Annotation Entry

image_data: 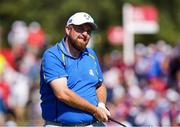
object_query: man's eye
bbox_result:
[77,26,83,30]
[87,31,92,35]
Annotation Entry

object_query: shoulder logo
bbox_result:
[89,69,94,76]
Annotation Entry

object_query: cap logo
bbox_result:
[84,14,90,20]
[68,19,72,24]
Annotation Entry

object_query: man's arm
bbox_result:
[96,83,107,103]
[50,77,108,122]
[96,83,111,117]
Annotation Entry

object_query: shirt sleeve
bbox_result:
[89,49,104,83]
[41,50,68,84]
[95,55,104,83]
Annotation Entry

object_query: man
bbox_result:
[40,12,110,126]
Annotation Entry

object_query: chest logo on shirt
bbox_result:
[89,69,94,76]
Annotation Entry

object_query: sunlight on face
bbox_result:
[68,23,93,51]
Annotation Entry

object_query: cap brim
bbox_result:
[89,23,97,30]
[68,22,97,30]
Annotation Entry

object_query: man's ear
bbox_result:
[65,26,71,35]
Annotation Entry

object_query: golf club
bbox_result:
[108,117,127,127]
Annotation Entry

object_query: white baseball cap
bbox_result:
[66,12,97,30]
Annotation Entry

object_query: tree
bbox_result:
[0,0,179,50]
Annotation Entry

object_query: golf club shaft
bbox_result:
[108,117,127,127]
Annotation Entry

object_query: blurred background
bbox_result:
[0,0,179,126]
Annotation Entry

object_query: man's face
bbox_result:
[66,23,93,51]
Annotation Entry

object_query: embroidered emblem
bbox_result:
[68,19,72,24]
[89,69,94,76]
[84,14,90,20]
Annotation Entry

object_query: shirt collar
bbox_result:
[58,38,89,58]
[59,38,70,56]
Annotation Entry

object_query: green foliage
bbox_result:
[0,0,180,52]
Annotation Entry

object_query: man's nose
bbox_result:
[82,31,88,35]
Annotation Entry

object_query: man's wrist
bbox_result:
[98,102,106,109]
[98,102,111,116]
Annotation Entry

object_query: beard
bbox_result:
[69,34,89,51]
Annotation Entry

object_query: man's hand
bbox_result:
[93,102,111,122]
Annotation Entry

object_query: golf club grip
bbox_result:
[108,117,127,127]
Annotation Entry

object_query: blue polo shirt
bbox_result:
[40,38,104,124]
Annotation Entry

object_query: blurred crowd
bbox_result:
[0,20,46,126]
[103,41,180,126]
[0,20,179,126]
